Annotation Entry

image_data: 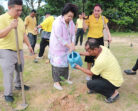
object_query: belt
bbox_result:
[7,49,22,52]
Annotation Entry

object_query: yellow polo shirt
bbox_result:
[91,46,124,87]
[0,13,25,51]
[40,16,54,32]
[24,15,37,35]
[76,18,83,28]
[85,14,108,38]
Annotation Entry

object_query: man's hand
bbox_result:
[34,27,38,34]
[0,19,18,38]
[28,46,34,55]
[10,19,18,29]
[75,64,81,69]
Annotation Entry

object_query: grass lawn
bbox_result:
[0,32,138,111]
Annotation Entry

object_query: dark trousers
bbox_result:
[38,38,49,57]
[28,33,37,51]
[75,28,84,45]
[85,37,104,63]
[52,66,69,82]
[132,59,138,71]
[87,75,119,98]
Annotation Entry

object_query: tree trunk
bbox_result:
[38,0,42,9]
[31,0,34,9]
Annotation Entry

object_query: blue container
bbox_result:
[67,51,83,68]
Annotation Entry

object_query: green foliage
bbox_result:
[85,0,138,31]
[0,5,5,15]
[20,0,137,31]
[21,5,30,20]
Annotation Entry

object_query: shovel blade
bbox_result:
[14,104,28,111]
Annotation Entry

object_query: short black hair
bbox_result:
[45,12,50,15]
[86,39,100,50]
[62,3,78,17]
[8,0,23,6]
[31,9,36,13]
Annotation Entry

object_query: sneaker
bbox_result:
[5,96,14,102]
[66,80,73,84]
[86,76,91,81]
[15,85,30,91]
[124,69,136,75]
[105,93,119,103]
[54,83,63,90]
[36,56,43,59]
[34,58,38,63]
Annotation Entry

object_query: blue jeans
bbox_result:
[28,33,37,51]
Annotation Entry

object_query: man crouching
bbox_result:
[75,39,124,103]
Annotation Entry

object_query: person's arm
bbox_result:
[65,43,75,53]
[103,16,112,42]
[82,13,88,32]
[83,19,88,32]
[105,24,112,42]
[35,18,48,32]
[0,19,18,38]
[23,33,34,54]
[34,25,42,32]
[79,51,90,56]
[75,23,78,33]
[75,64,93,76]
[54,21,75,52]
[24,17,29,29]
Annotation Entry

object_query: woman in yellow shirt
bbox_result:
[83,4,112,80]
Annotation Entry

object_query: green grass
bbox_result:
[0,32,138,111]
[89,104,101,111]
[111,32,138,37]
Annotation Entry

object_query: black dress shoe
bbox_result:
[105,93,119,103]
[5,96,14,102]
[124,70,136,75]
[15,85,30,90]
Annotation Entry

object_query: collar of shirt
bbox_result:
[91,14,102,23]
[6,12,19,20]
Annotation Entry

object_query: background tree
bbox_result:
[21,5,30,20]
[85,0,138,31]
[0,5,5,15]
[24,0,45,9]
[20,0,137,32]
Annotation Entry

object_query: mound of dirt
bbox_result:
[47,94,86,111]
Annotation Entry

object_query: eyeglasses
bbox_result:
[85,47,90,52]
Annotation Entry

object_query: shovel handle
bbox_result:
[108,40,110,49]
[15,28,26,105]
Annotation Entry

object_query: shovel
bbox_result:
[108,40,110,49]
[14,28,28,110]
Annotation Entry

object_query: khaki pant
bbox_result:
[0,49,24,96]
